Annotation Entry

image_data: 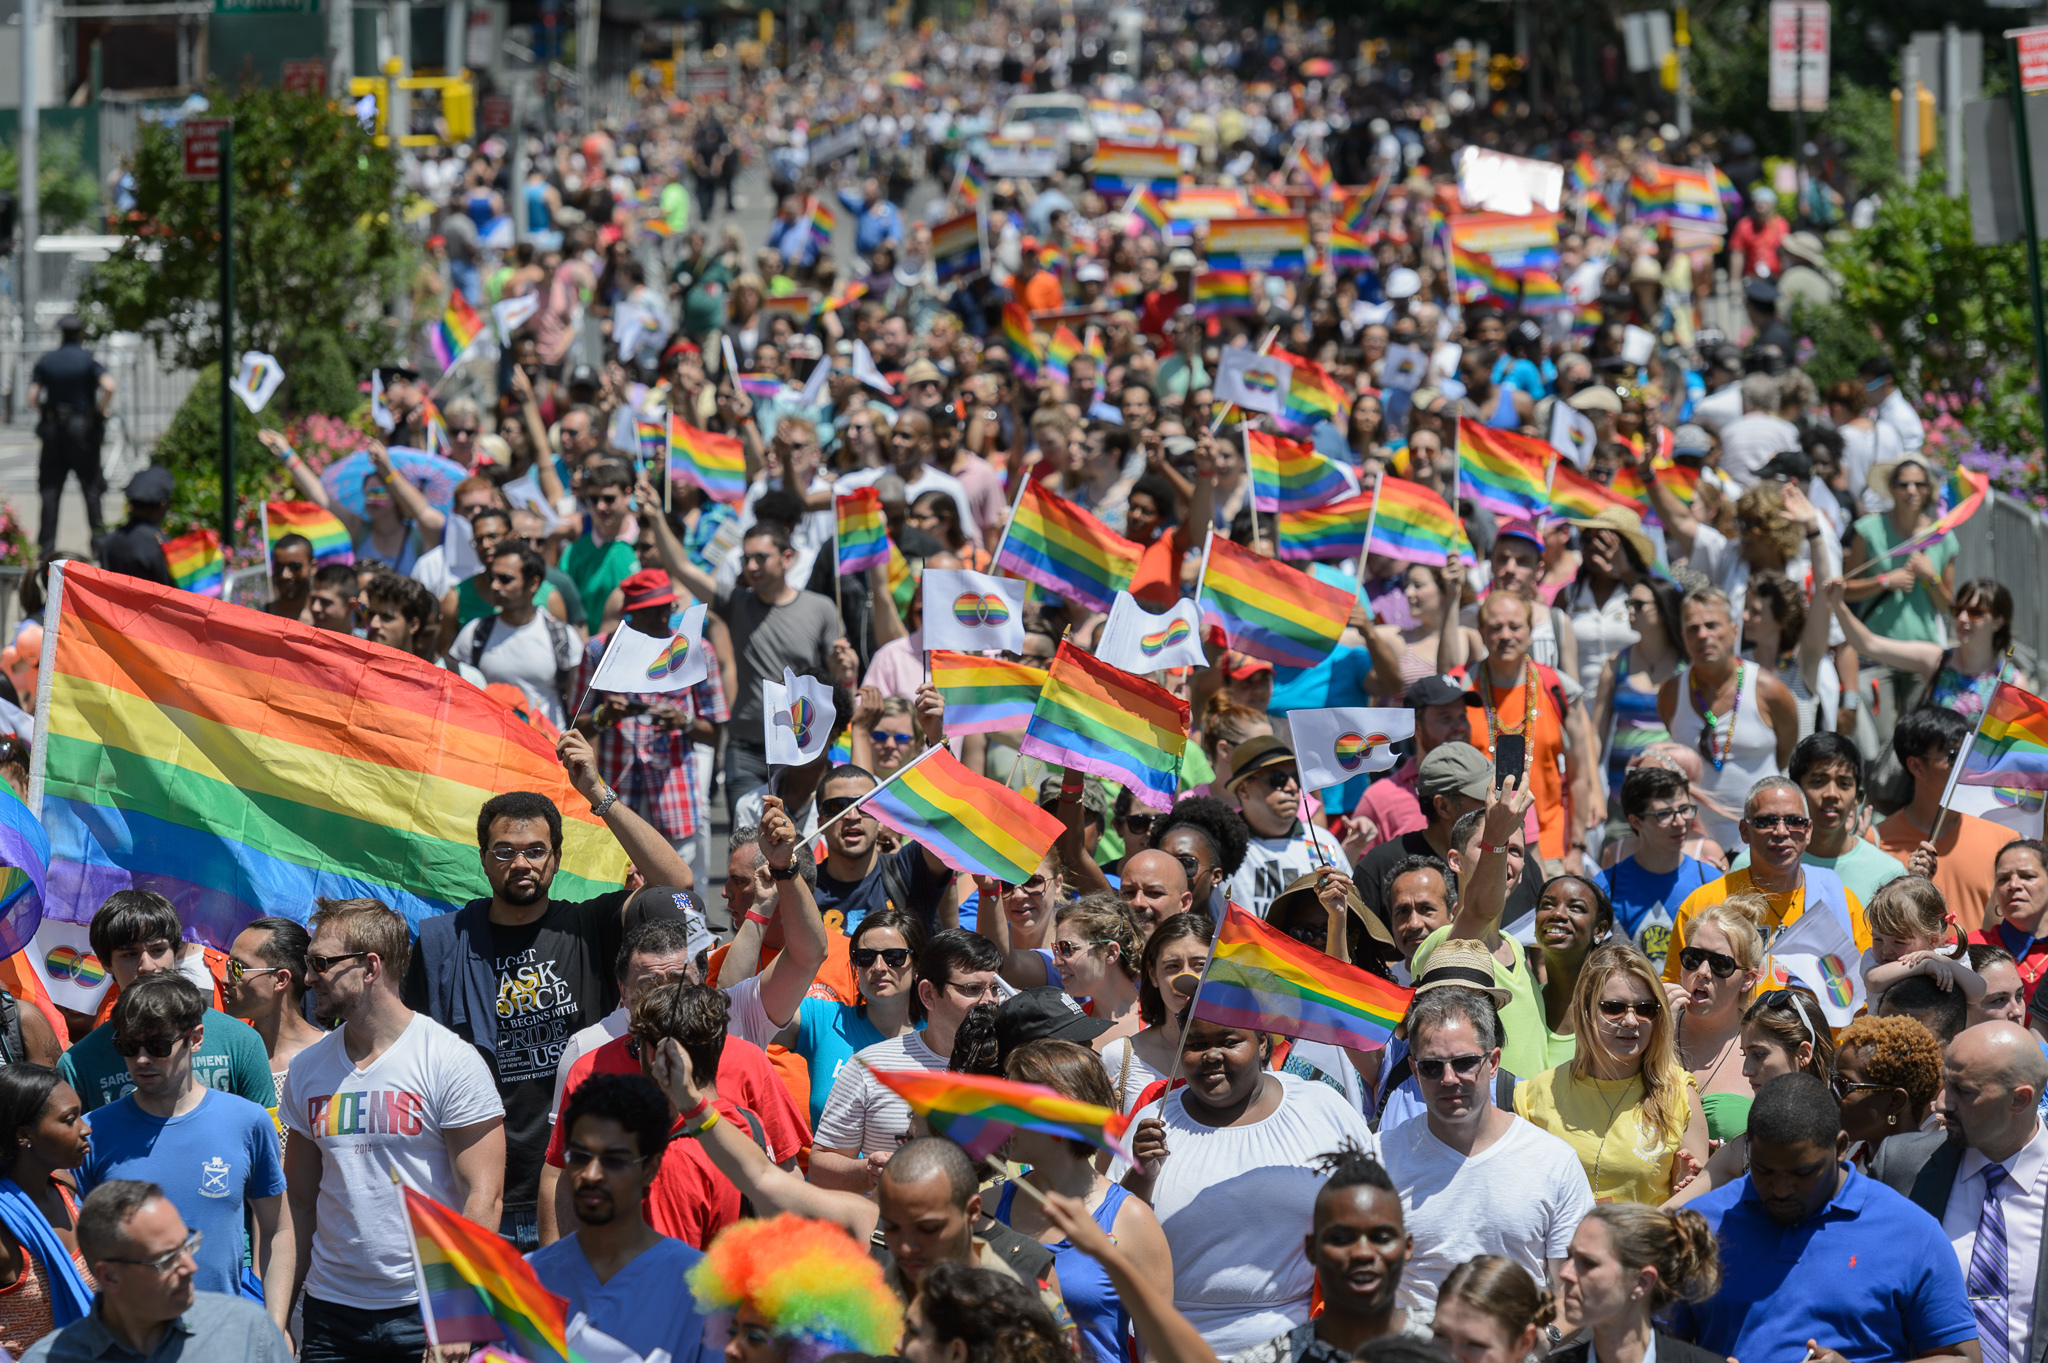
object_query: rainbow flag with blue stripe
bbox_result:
[1247,429,1350,513]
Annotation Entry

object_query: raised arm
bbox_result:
[633,470,721,606]
[973,875,1053,987]
[1050,765,1112,896]
[1638,446,1699,559]
[259,428,366,541]
[1819,576,1942,678]
[557,729,695,890]
[509,365,570,513]
[369,440,448,540]
[1449,777,1534,949]
[752,795,831,1028]
[1037,1190,1206,1363]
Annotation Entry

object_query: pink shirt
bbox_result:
[862,630,926,698]
[948,453,1010,549]
[1350,758,1425,856]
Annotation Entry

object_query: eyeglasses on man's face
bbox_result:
[104,1230,201,1274]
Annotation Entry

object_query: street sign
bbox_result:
[180,118,233,182]
[280,58,327,94]
[480,93,512,131]
[1768,1,1831,112]
[2012,26,2048,92]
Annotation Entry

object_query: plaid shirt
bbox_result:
[579,632,730,840]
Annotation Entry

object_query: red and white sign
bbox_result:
[179,117,233,182]
[2013,26,2048,94]
[280,58,326,94]
[481,93,512,131]
[1767,1,1830,113]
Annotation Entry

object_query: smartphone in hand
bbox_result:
[1494,733,1527,790]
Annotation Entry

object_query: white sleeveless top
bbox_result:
[1666,662,1780,848]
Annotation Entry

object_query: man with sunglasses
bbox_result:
[562,462,641,628]
[813,762,957,939]
[1226,736,1349,920]
[1877,707,2018,932]
[78,975,291,1326]
[1592,765,1720,972]
[528,1073,714,1362]
[1726,733,1906,905]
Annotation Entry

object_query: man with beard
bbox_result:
[526,1072,715,1362]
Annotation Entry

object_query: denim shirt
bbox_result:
[20,1290,291,1363]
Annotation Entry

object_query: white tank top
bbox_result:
[1667,661,1779,849]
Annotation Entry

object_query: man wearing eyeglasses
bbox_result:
[1591,765,1721,972]
[20,1180,291,1363]
[77,976,291,1330]
[1877,707,2018,933]
[562,462,641,629]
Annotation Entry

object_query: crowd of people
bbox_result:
[4,6,2046,1363]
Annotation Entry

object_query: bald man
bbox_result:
[835,408,982,548]
[1118,849,1193,932]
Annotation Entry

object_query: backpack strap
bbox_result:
[468,615,499,669]
[542,613,579,717]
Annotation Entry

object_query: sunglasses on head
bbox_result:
[850,946,912,969]
[1678,945,1739,978]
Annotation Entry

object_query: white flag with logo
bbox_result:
[588,606,709,695]
[1549,400,1599,470]
[229,351,287,414]
[1094,592,1207,674]
[1765,903,1866,1027]
[493,292,541,344]
[1378,343,1428,393]
[1289,706,1416,789]
[852,340,896,394]
[1216,348,1291,416]
[920,569,1026,654]
[764,666,837,765]
[443,513,485,581]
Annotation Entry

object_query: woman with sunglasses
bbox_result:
[1823,575,2026,727]
[0,1065,93,1354]
[1659,897,1766,1145]
[978,850,1072,989]
[1591,578,1684,808]
[1049,896,1145,1053]
[1841,454,1959,700]
[1830,1013,1943,1172]
[1668,986,1836,1207]
[783,909,927,1129]
[1515,942,1709,1205]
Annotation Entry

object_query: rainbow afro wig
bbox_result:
[688,1214,902,1360]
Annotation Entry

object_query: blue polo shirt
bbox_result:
[1675,1168,1975,1363]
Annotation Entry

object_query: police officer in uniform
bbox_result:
[98,466,175,587]
[29,314,114,556]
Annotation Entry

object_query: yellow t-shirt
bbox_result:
[1513,1065,1690,1205]
[1659,868,1872,984]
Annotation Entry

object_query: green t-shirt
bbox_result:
[1412,924,1579,1083]
[562,536,638,626]
[60,1007,278,1114]
[1727,839,1907,908]
[1852,512,1957,643]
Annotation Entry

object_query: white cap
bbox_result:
[1076,262,1108,282]
[1384,266,1422,300]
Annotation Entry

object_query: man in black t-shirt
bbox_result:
[30,314,114,555]
[404,728,698,1252]
[814,757,954,936]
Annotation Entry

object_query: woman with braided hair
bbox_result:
[688,1212,902,1363]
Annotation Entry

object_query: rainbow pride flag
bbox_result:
[1570,151,1599,191]
[930,651,1047,734]
[812,280,870,317]
[1020,641,1188,811]
[808,195,837,250]
[1273,349,1352,436]
[1250,186,1293,214]
[865,1065,1138,1163]
[35,563,630,948]
[1247,430,1350,513]
[1327,228,1372,271]
[1298,149,1335,197]
[0,778,49,957]
[1127,185,1171,235]
[1002,303,1041,381]
[1870,467,1992,563]
[866,747,1065,884]
[1194,901,1414,1048]
[1551,463,1642,522]
[430,291,486,371]
[1044,326,1083,385]
[959,158,988,208]
[737,374,791,401]
[668,416,748,503]
[1657,462,1702,506]
[1585,190,1617,238]
[932,209,984,283]
[1090,140,1182,192]
[1193,270,1255,317]
[162,529,224,598]
[1518,270,1568,313]
[633,413,667,456]
[1367,476,1467,566]
[995,480,1141,614]
[836,487,892,575]
[1452,244,1519,305]
[1960,681,2048,790]
[1457,424,1551,520]
[404,1184,570,1360]
[1200,534,1351,669]
[1278,490,1374,561]
[263,501,354,566]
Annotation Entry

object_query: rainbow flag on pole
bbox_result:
[1366,476,1468,566]
[1193,901,1414,1048]
[1089,141,1182,193]
[1002,303,1042,381]
[1457,424,1552,520]
[1277,490,1375,561]
[1452,244,1521,305]
[1044,326,1083,384]
[994,480,1141,614]
[865,1065,1138,1163]
[1327,228,1372,271]
[1192,270,1255,317]
[430,291,486,371]
[1020,642,1188,812]
[263,501,354,566]
[931,209,984,283]
[1273,349,1351,436]
[1868,467,1992,563]
[865,747,1065,884]
[1247,430,1351,513]
[1127,184,1172,235]
[930,652,1046,734]
[1959,681,2048,790]
[162,529,224,598]
[1200,534,1351,669]
[807,195,837,250]
[404,1184,571,1360]
[668,415,748,503]
[836,487,892,575]
[1550,463,1643,522]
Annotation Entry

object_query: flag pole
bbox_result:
[1208,326,1282,436]
[989,461,1032,570]
[814,744,944,839]
[1355,484,1382,586]
[566,628,626,726]
[1161,941,1221,1091]
[1930,649,2013,846]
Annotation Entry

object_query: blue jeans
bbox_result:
[300,1295,427,1363]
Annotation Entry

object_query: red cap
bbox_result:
[620,569,678,613]
[1223,650,1274,680]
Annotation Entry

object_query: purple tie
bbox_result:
[1968,1163,2010,1363]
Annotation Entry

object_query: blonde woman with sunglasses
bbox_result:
[1515,943,1710,1205]
[1659,895,1767,1144]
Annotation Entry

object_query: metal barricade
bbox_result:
[1951,489,2048,677]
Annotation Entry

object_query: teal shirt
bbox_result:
[789,999,925,1129]
[1728,838,1907,907]
[562,536,639,626]
[59,1007,277,1114]
[1852,512,1956,643]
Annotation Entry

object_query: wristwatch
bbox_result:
[589,787,618,819]
[769,863,799,881]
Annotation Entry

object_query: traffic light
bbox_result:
[1891,82,1937,156]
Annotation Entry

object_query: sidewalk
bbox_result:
[0,425,97,557]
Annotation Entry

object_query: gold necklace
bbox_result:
[1586,1072,1640,1195]
[1482,658,1540,742]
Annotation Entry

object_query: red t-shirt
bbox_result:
[1730,215,1790,278]
[1967,927,2048,1008]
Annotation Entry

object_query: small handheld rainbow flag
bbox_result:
[931,651,1047,734]
[865,1064,1138,1163]
[1298,148,1335,197]
[808,195,837,250]
[1247,430,1351,513]
[736,373,791,401]
[1550,462,1642,522]
[1250,185,1293,215]
[1002,303,1042,381]
[633,413,667,456]
[1127,184,1171,235]
[1367,476,1467,566]
[1193,901,1414,1048]
[1585,190,1617,239]
[1278,490,1375,561]
[1959,680,2048,790]
[995,480,1141,614]
[1200,534,1352,669]
[1452,244,1520,305]
[1327,228,1372,271]
[430,291,486,371]
[1020,641,1189,812]
[668,415,748,503]
[404,1184,571,1361]
[263,501,354,566]
[1089,140,1182,192]
[1273,349,1353,436]
[1044,326,1083,385]
[813,280,870,317]
[865,747,1066,885]
[836,487,892,576]
[1193,270,1256,317]
[1457,424,1552,520]
[1570,150,1599,191]
[1867,466,1991,563]
[1518,270,1568,313]
[163,529,224,598]
[959,157,988,208]
[932,209,985,283]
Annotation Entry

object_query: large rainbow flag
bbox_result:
[994,480,1141,615]
[930,652,1046,734]
[865,747,1065,885]
[162,530,224,598]
[1247,430,1351,513]
[1277,490,1374,561]
[1960,680,2048,790]
[1199,534,1351,669]
[0,781,49,957]
[263,501,354,567]
[668,416,748,503]
[836,487,892,576]
[1457,424,1552,520]
[29,564,630,947]
[866,1066,1138,1163]
[404,1184,571,1360]
[1193,901,1413,1048]
[430,291,487,371]
[1019,642,1188,812]
[1366,476,1468,566]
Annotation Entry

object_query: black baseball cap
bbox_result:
[995,987,1111,1053]
[1405,674,1468,710]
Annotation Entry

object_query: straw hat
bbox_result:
[1562,504,1658,574]
[1411,938,1511,1008]
[1868,451,1937,497]
[1267,871,1400,960]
